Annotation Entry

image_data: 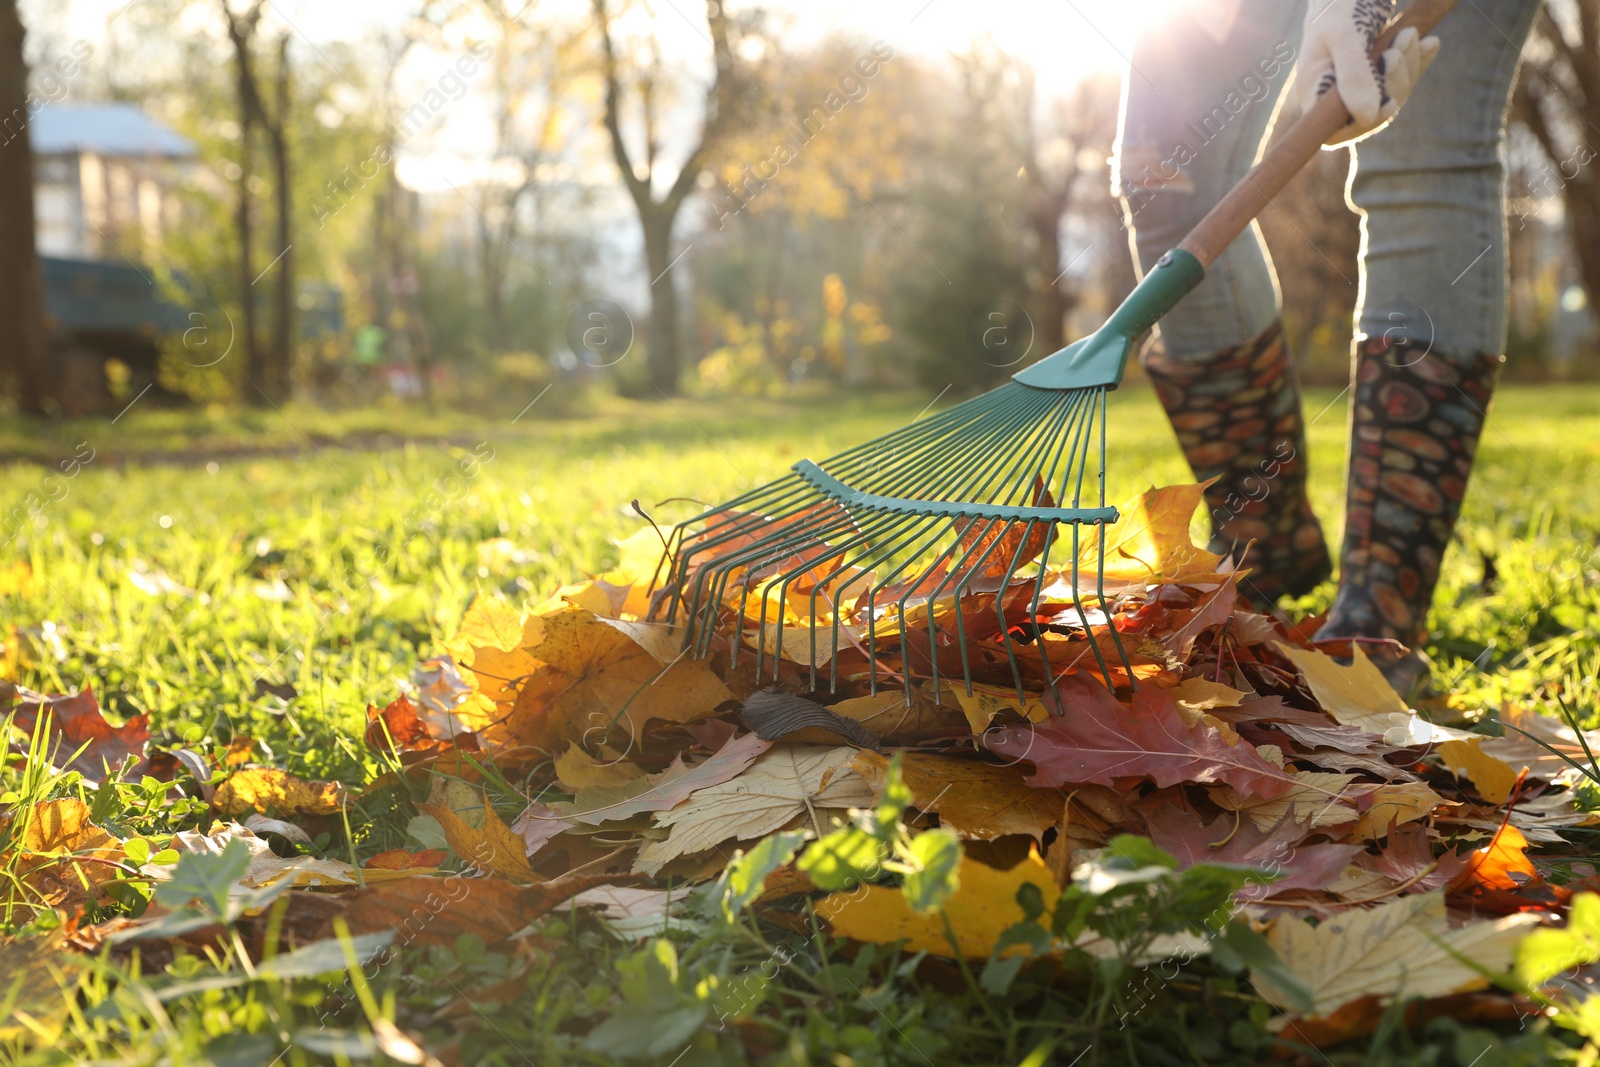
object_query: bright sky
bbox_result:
[33,0,1187,188]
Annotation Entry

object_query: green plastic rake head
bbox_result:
[652,249,1205,699]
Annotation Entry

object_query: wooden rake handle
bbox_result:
[1176,0,1461,267]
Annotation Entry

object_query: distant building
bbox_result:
[30,102,197,260]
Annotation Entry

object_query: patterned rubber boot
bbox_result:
[1315,337,1506,699]
[1140,320,1331,607]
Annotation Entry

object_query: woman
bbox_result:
[1114,0,1541,696]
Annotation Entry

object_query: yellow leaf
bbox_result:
[1072,483,1223,584]
[553,742,645,792]
[1349,781,1447,840]
[422,792,541,883]
[447,593,533,659]
[213,768,346,817]
[533,581,616,618]
[1437,738,1517,805]
[1276,645,1470,746]
[817,849,1058,959]
[0,560,32,598]
[500,608,732,752]
[1171,677,1248,712]
[1256,890,1539,1018]
[853,752,1060,840]
[951,684,1050,735]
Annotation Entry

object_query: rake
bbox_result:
[652,0,1457,700]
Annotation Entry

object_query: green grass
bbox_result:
[2,383,1599,1065]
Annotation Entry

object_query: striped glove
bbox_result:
[1296,0,1441,147]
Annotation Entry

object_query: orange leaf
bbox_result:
[1450,822,1539,893]
[498,609,732,752]
[328,872,621,947]
[364,848,448,871]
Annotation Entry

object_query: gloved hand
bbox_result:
[1295,0,1442,147]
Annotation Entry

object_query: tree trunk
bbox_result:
[266,33,292,402]
[0,0,53,415]
[1028,198,1068,354]
[642,214,680,394]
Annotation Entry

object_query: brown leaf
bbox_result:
[853,752,1060,840]
[213,768,347,817]
[329,871,622,947]
[9,686,149,784]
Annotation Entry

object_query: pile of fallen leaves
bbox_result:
[10,482,1600,1053]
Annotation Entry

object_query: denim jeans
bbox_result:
[1115,0,1542,360]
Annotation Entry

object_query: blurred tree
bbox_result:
[0,0,52,414]
[221,0,293,404]
[593,0,751,395]
[1020,71,1120,354]
[471,0,583,354]
[891,47,1031,393]
[1512,1,1600,316]
[697,32,916,383]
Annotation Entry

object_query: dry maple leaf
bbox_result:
[1139,803,1360,901]
[329,870,622,947]
[560,730,772,826]
[633,745,875,876]
[1275,645,1469,746]
[213,768,347,818]
[1070,482,1225,585]
[422,792,541,883]
[985,673,1294,799]
[1435,738,1518,805]
[946,476,1055,585]
[12,798,125,913]
[1254,890,1539,1018]
[852,751,1061,841]
[816,848,1057,959]
[9,686,149,784]
[499,608,733,753]
[1348,781,1447,840]
[1212,772,1362,832]
[365,694,478,756]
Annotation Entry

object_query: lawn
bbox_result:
[3,382,1600,1065]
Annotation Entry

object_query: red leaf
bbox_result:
[984,673,1293,798]
[1140,802,1361,900]
[9,686,149,784]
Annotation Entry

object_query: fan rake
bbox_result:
[647,0,1458,704]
